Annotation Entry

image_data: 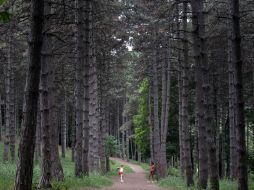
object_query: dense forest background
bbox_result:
[0,0,254,190]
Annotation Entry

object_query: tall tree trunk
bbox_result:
[122,130,125,159]
[75,0,84,176]
[4,34,12,162]
[227,0,237,179]
[152,33,168,178]
[49,60,64,181]
[35,102,41,161]
[99,100,107,174]
[9,35,16,162]
[71,104,76,162]
[191,0,208,188]
[117,101,122,157]
[89,27,100,172]
[0,95,2,142]
[160,43,171,178]
[228,0,248,189]
[176,0,184,177]
[152,40,160,172]
[38,17,52,187]
[61,89,67,158]
[82,0,92,175]
[152,42,162,177]
[182,1,194,186]
[126,129,130,161]
[204,66,219,190]
[148,85,154,161]
[60,64,67,159]
[14,0,44,188]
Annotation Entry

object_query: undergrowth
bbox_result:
[0,142,132,190]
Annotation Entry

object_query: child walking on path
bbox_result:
[117,165,124,183]
[149,162,155,183]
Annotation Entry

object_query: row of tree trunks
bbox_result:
[151,30,171,178]
[4,30,16,162]
[190,1,223,189]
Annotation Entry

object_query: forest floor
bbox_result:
[82,158,168,190]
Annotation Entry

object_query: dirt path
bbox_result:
[83,158,167,190]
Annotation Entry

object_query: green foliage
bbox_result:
[133,78,150,159]
[49,174,112,190]
[0,11,11,23]
[105,135,119,157]
[0,0,11,23]
[159,176,196,190]
[0,142,113,190]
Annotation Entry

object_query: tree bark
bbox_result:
[152,32,169,178]
[9,33,16,162]
[148,85,154,161]
[176,0,184,177]
[75,0,84,176]
[14,0,44,188]
[204,63,219,190]
[0,95,2,142]
[38,17,52,187]
[227,0,237,179]
[49,59,64,181]
[99,100,107,173]
[152,40,160,174]
[228,0,248,189]
[82,0,92,175]
[35,101,42,161]
[182,1,194,186]
[61,89,67,158]
[191,0,208,188]
[89,23,100,172]
[4,43,10,161]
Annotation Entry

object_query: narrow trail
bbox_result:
[83,158,168,190]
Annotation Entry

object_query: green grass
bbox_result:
[0,142,123,190]
[129,159,150,171]
[128,160,254,190]
[158,167,254,190]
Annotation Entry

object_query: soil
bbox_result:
[82,158,168,190]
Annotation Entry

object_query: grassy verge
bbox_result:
[129,159,150,171]
[158,167,254,190]
[128,160,254,190]
[0,142,133,190]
